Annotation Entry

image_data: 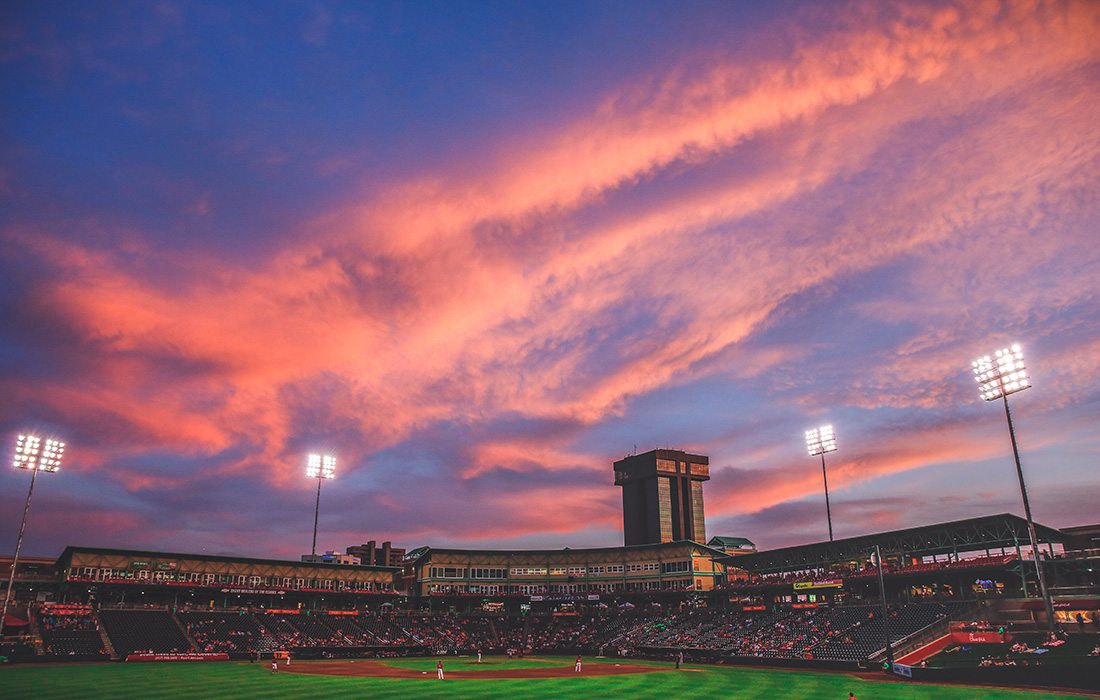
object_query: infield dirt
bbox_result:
[284,658,671,680]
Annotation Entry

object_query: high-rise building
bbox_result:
[614,449,709,546]
[346,540,406,567]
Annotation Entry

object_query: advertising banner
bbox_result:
[127,653,229,662]
[793,579,843,590]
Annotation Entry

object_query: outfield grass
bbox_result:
[0,656,1087,699]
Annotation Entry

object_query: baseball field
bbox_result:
[0,656,1091,699]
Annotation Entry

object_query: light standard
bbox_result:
[805,425,837,541]
[1,434,63,639]
[306,453,336,559]
[972,343,1056,631]
[873,544,893,669]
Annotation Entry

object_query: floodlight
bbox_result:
[306,453,336,480]
[804,425,838,541]
[307,453,337,558]
[805,425,837,456]
[969,343,1054,631]
[973,344,1030,401]
[3,433,63,638]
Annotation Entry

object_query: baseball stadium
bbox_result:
[1,449,1098,699]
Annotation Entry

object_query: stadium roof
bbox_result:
[403,539,729,563]
[727,513,1066,574]
[707,536,756,549]
[57,545,400,572]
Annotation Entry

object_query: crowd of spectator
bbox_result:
[26,598,1097,668]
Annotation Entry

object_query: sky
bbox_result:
[1,0,1098,562]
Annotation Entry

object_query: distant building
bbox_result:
[614,449,709,546]
[301,550,361,565]
[346,540,406,567]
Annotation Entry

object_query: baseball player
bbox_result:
[575,655,582,673]
[437,659,445,680]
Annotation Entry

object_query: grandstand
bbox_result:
[1,511,1097,691]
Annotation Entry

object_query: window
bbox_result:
[469,584,502,595]
[471,568,507,579]
[516,584,546,595]
[429,567,466,578]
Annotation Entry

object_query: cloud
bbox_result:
[2,0,1098,556]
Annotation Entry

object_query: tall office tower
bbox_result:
[614,449,709,546]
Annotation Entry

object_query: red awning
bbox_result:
[3,612,30,627]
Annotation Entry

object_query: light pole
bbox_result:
[873,544,893,669]
[972,343,1056,631]
[1,434,63,639]
[306,453,336,560]
[805,425,837,541]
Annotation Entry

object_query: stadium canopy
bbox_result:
[402,539,731,565]
[55,546,401,573]
[726,513,1066,575]
[707,536,756,551]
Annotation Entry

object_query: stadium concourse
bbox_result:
[1,513,1098,690]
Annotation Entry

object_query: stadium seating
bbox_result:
[37,607,107,658]
[98,609,192,656]
[179,611,264,654]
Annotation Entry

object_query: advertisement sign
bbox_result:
[40,604,92,614]
[892,663,913,678]
[793,579,843,590]
[220,588,284,596]
[951,631,1008,644]
[127,653,229,662]
[529,594,599,603]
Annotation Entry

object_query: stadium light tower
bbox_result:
[805,425,838,541]
[306,453,336,559]
[1,434,64,639]
[972,343,1055,631]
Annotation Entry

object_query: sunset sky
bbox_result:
[2,1,1098,561]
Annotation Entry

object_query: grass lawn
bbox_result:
[0,656,1087,699]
